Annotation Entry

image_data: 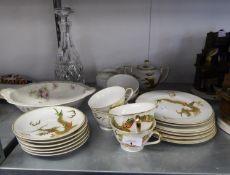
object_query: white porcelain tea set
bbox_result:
[88,86,217,151]
[0,62,217,154]
[88,88,161,152]
[96,60,169,92]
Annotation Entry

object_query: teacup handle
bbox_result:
[159,66,169,83]
[124,88,134,103]
[144,130,161,146]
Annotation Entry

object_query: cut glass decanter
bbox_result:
[54,7,85,83]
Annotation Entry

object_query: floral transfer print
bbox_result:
[28,83,77,100]
[29,86,49,99]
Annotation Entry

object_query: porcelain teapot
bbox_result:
[131,60,169,91]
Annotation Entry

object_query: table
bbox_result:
[0,84,230,175]
[0,101,22,162]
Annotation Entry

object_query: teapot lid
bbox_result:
[137,60,156,70]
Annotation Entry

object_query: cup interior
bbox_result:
[110,118,155,134]
[88,86,125,109]
[107,74,139,93]
[109,103,155,116]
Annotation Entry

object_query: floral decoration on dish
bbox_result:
[29,86,49,99]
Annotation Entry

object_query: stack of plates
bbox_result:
[136,90,216,144]
[12,106,89,156]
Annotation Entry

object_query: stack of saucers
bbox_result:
[12,106,89,156]
[136,90,216,144]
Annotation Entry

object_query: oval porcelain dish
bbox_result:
[1,81,95,112]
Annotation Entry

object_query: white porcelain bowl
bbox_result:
[107,74,139,100]
[1,81,96,112]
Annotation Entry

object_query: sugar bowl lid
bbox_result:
[137,60,156,70]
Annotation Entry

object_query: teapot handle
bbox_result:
[159,66,169,83]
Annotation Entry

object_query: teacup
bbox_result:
[111,119,161,152]
[106,74,139,100]
[109,103,156,132]
[88,86,133,130]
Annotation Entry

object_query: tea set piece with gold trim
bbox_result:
[108,102,161,152]
[109,103,156,133]
[136,90,217,144]
[157,117,216,144]
[20,129,89,154]
[155,112,215,128]
[131,60,169,91]
[157,124,216,137]
[17,120,89,146]
[136,90,214,125]
[161,128,217,145]
[21,132,89,157]
[106,74,139,100]
[12,106,90,156]
[159,127,216,141]
[88,86,133,131]
[156,119,216,134]
[110,117,161,152]
[0,81,96,112]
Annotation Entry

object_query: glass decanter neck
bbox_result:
[58,19,73,49]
